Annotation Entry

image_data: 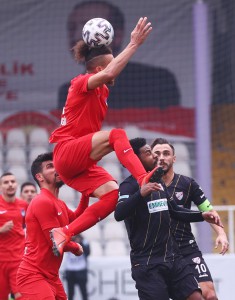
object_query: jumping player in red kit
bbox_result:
[49,17,160,256]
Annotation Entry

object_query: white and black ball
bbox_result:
[82,18,114,48]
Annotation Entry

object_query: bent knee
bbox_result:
[109,128,128,146]
[93,181,119,198]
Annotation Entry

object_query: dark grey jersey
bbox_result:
[167,173,207,255]
[116,175,179,266]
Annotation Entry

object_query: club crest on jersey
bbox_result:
[175,191,183,200]
[192,257,201,264]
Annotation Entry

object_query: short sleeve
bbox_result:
[190,180,208,206]
[31,198,60,230]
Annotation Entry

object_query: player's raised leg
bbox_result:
[50,129,161,256]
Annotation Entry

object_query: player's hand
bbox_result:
[202,211,224,227]
[64,241,83,256]
[72,243,84,256]
[140,182,163,197]
[215,233,229,255]
[0,220,14,233]
[130,17,152,46]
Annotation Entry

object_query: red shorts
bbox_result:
[0,260,21,299]
[17,268,67,300]
[53,134,115,196]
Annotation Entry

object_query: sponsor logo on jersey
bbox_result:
[147,198,168,213]
[58,212,62,216]
[0,210,7,214]
[175,191,183,200]
[192,256,201,264]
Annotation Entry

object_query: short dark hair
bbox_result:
[0,172,14,179]
[31,152,53,186]
[20,181,37,193]
[151,138,175,155]
[129,138,147,156]
[72,40,113,65]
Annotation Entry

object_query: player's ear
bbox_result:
[95,66,103,72]
[35,173,43,183]
[173,155,176,163]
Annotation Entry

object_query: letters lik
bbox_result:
[0,62,34,76]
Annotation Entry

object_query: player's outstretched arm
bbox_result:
[168,200,204,222]
[105,17,152,77]
[88,17,152,89]
[64,241,83,256]
[210,221,229,255]
[67,194,90,221]
[201,211,224,227]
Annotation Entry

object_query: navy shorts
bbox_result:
[131,255,201,300]
[183,253,213,283]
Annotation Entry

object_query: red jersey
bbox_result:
[19,188,77,279]
[49,73,109,143]
[0,196,28,262]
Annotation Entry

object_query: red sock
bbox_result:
[65,189,119,236]
[109,128,146,183]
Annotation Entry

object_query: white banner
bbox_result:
[87,257,137,300]
[0,0,195,111]
[61,256,138,300]
[61,254,235,300]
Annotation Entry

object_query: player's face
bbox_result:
[138,145,157,172]
[21,185,37,203]
[67,5,110,49]
[0,175,18,197]
[40,160,64,188]
[152,144,176,174]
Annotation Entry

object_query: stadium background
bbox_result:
[0,0,235,299]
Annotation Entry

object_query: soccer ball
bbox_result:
[82,18,114,48]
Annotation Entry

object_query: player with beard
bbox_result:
[114,138,223,300]
[0,172,28,300]
[16,152,89,300]
[151,137,229,300]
